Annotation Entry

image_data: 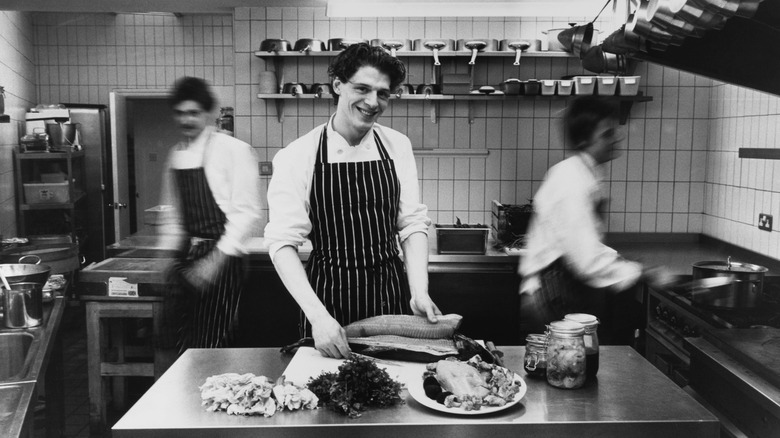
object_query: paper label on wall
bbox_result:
[108,277,139,297]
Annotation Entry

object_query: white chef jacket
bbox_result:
[159,126,262,256]
[519,152,641,294]
[264,117,431,261]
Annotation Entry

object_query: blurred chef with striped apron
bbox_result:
[159,77,261,354]
[264,44,441,359]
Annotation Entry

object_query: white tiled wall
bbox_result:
[5,9,720,245]
[236,7,708,232]
[0,11,37,239]
[704,84,780,259]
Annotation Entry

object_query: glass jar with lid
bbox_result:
[523,333,548,379]
[564,313,599,377]
[546,320,587,389]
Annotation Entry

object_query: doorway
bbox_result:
[109,90,176,242]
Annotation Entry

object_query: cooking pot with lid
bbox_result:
[689,258,768,309]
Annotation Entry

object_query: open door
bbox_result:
[109,89,168,242]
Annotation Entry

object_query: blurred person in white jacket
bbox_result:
[159,76,261,353]
[519,96,671,344]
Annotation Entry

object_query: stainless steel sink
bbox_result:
[0,331,38,383]
[0,383,35,438]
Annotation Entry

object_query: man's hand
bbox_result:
[311,314,351,359]
[181,249,229,291]
[410,294,442,323]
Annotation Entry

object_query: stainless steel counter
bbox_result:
[0,296,67,438]
[112,346,718,438]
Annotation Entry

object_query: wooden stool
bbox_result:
[84,296,167,435]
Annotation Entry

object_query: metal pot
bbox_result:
[571,23,599,58]
[327,38,368,51]
[416,83,441,96]
[499,39,540,65]
[1,243,80,275]
[310,83,333,98]
[395,83,415,97]
[370,39,412,57]
[690,258,767,309]
[542,28,570,51]
[259,39,291,53]
[2,282,43,328]
[293,38,326,53]
[668,0,728,30]
[647,0,706,37]
[413,39,455,66]
[456,39,497,65]
[282,82,307,96]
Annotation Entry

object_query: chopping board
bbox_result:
[702,328,780,388]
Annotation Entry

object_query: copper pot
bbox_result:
[370,39,412,57]
[282,82,307,96]
[259,39,291,53]
[499,39,541,65]
[327,38,368,51]
[293,38,326,53]
[456,39,498,65]
[413,39,455,66]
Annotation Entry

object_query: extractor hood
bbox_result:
[598,0,780,95]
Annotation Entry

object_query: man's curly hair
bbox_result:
[328,42,406,92]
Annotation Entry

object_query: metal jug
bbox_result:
[2,282,43,328]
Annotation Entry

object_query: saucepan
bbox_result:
[371,39,412,57]
[259,39,291,53]
[282,82,308,96]
[601,24,643,55]
[668,0,728,30]
[395,83,415,97]
[310,83,333,98]
[413,39,455,66]
[327,38,368,51]
[416,83,441,96]
[499,39,541,66]
[694,0,762,18]
[627,3,685,47]
[456,39,497,65]
[294,38,326,53]
[684,258,768,309]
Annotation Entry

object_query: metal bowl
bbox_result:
[0,264,51,285]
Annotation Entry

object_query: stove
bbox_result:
[645,277,780,385]
[645,278,780,438]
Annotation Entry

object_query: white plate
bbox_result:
[407,368,527,415]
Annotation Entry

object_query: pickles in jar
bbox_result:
[545,320,587,389]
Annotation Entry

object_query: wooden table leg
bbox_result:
[85,302,106,436]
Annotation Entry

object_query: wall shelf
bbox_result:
[254,50,574,59]
[257,92,651,124]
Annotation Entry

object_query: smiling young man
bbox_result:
[264,43,441,358]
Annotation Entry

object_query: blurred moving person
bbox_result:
[519,96,671,345]
[159,76,261,354]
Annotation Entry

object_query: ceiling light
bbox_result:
[326,0,609,18]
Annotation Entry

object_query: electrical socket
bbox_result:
[759,213,773,231]
[259,161,273,176]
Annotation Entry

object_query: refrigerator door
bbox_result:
[63,104,114,264]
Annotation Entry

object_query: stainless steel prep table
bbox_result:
[112,346,718,438]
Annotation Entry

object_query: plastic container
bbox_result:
[523,79,541,96]
[556,79,574,96]
[564,313,600,378]
[540,80,557,96]
[546,320,587,389]
[573,76,596,95]
[618,76,640,96]
[24,182,69,204]
[435,224,489,254]
[524,333,548,379]
[596,76,617,96]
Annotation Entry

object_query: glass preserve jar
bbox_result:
[564,313,600,377]
[546,320,587,389]
[523,333,548,379]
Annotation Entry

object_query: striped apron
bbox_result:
[302,127,411,336]
[170,134,244,352]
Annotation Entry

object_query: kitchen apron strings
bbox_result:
[169,132,243,353]
[302,126,411,337]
